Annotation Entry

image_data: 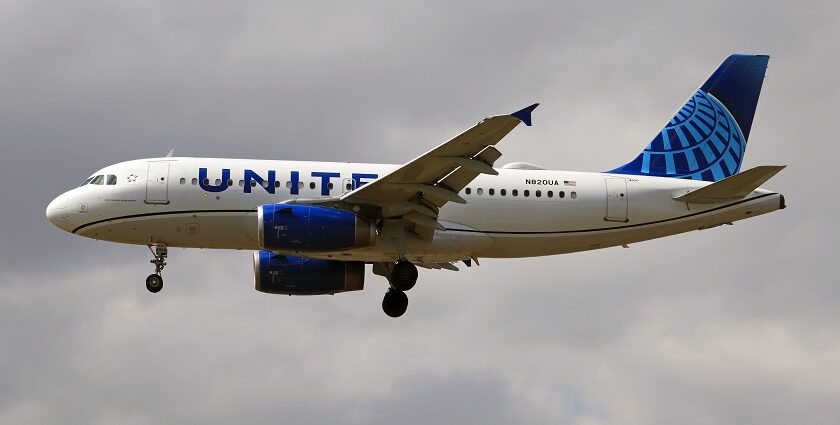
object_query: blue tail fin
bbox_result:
[609,54,769,182]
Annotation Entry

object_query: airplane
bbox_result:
[46,54,785,318]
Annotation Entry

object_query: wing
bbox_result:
[340,103,539,232]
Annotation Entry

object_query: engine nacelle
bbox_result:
[258,204,374,252]
[253,250,365,295]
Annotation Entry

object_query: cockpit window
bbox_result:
[90,175,105,185]
[106,175,117,185]
[80,177,94,186]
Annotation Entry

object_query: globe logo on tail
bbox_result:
[640,90,745,181]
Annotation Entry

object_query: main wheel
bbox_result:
[390,260,418,291]
[145,274,163,293]
[382,289,408,318]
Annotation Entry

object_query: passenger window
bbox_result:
[559,191,565,198]
[548,191,553,198]
[512,189,518,196]
[274,181,281,188]
[91,175,104,185]
[107,175,117,185]
[228,179,234,186]
[536,190,541,198]
[489,188,494,196]
[465,188,471,195]
[571,191,577,199]
[286,181,291,189]
[298,182,303,189]
[309,182,315,189]
[477,188,483,195]
[239,180,244,187]
[500,189,506,196]
[251,180,258,187]
[328,182,334,190]
[346,183,352,190]
[179,178,186,185]
[524,190,530,197]
[215,179,222,186]
[203,178,210,185]
[191,178,197,185]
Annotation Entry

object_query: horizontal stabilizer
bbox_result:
[674,165,785,204]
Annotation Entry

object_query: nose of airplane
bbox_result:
[46,195,69,231]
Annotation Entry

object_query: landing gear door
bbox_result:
[145,162,171,204]
[342,177,355,194]
[604,177,628,222]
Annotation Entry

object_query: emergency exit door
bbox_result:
[145,162,171,204]
[604,177,628,222]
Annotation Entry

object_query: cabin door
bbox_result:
[605,177,628,222]
[145,162,171,204]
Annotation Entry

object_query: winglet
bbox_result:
[511,103,539,126]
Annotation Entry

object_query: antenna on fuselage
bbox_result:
[165,149,175,158]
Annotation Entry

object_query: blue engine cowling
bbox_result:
[258,204,374,252]
[253,250,365,295]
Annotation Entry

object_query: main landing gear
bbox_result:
[381,260,418,318]
[382,289,409,318]
[146,243,167,293]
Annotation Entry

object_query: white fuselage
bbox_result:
[46,157,784,263]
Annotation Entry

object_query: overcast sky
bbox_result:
[1,1,839,424]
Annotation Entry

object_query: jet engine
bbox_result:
[258,204,375,252]
[253,250,365,295]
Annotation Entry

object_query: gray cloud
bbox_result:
[1,0,839,424]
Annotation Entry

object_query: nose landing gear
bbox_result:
[146,273,163,293]
[146,243,167,293]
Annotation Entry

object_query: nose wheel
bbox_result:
[145,273,163,293]
[146,243,168,293]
